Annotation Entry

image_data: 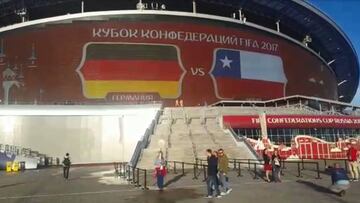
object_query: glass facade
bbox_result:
[235,128,360,146]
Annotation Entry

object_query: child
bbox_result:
[154,151,166,191]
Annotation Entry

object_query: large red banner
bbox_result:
[223,115,360,129]
[0,13,337,105]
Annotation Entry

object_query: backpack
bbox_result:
[63,157,71,166]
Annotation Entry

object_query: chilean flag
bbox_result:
[210,49,287,99]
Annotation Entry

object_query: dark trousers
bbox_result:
[157,175,164,189]
[273,166,281,182]
[63,166,70,179]
[207,175,220,196]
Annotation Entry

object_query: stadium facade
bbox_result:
[0,0,358,106]
[0,0,359,165]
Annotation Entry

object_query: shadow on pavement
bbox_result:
[296,180,333,194]
[124,188,203,203]
[296,180,350,203]
[164,173,186,187]
[0,182,27,188]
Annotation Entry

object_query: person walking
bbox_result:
[327,163,350,196]
[347,143,359,181]
[205,149,221,198]
[218,149,232,195]
[62,153,71,179]
[271,150,281,182]
[154,151,166,191]
[263,148,272,182]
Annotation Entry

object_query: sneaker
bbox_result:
[339,190,346,197]
[215,195,222,198]
[204,195,212,199]
[220,192,227,196]
[226,188,233,194]
[354,179,359,182]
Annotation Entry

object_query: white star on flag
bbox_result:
[220,56,232,68]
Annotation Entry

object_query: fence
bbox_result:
[196,158,331,180]
[114,157,351,190]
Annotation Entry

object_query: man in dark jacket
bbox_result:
[62,153,71,179]
[205,149,221,198]
[327,163,350,196]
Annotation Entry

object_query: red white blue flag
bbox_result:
[210,48,287,99]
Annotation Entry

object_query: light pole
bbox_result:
[337,80,347,86]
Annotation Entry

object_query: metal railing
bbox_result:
[128,109,162,168]
[195,158,334,180]
[115,157,350,190]
[224,125,261,160]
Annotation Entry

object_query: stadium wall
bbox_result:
[0,11,338,106]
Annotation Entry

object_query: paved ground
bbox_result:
[0,164,359,203]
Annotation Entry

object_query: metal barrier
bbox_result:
[116,164,149,190]
[199,158,324,179]
[166,160,205,180]
[120,157,351,190]
[320,159,348,172]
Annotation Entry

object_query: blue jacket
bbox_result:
[207,155,218,176]
[329,168,349,184]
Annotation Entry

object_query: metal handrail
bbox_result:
[128,110,161,168]
[225,125,261,160]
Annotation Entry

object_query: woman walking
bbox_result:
[263,149,272,182]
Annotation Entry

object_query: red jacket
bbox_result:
[348,147,358,162]
[155,166,167,177]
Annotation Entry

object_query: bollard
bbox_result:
[344,160,348,173]
[136,168,140,187]
[253,163,258,179]
[233,159,237,170]
[120,163,123,177]
[182,162,185,175]
[301,159,305,170]
[132,167,136,184]
[127,165,131,181]
[174,161,177,174]
[193,165,198,180]
[282,159,286,169]
[120,162,126,177]
[324,159,327,169]
[143,170,149,190]
[121,163,124,177]
[114,162,119,175]
[202,165,207,182]
[248,159,251,171]
[297,162,302,177]
[237,162,242,177]
[315,163,321,179]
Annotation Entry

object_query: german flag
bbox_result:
[78,43,185,99]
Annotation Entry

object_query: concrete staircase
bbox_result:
[136,107,258,169]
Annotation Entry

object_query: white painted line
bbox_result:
[0,189,139,200]
[0,178,308,200]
